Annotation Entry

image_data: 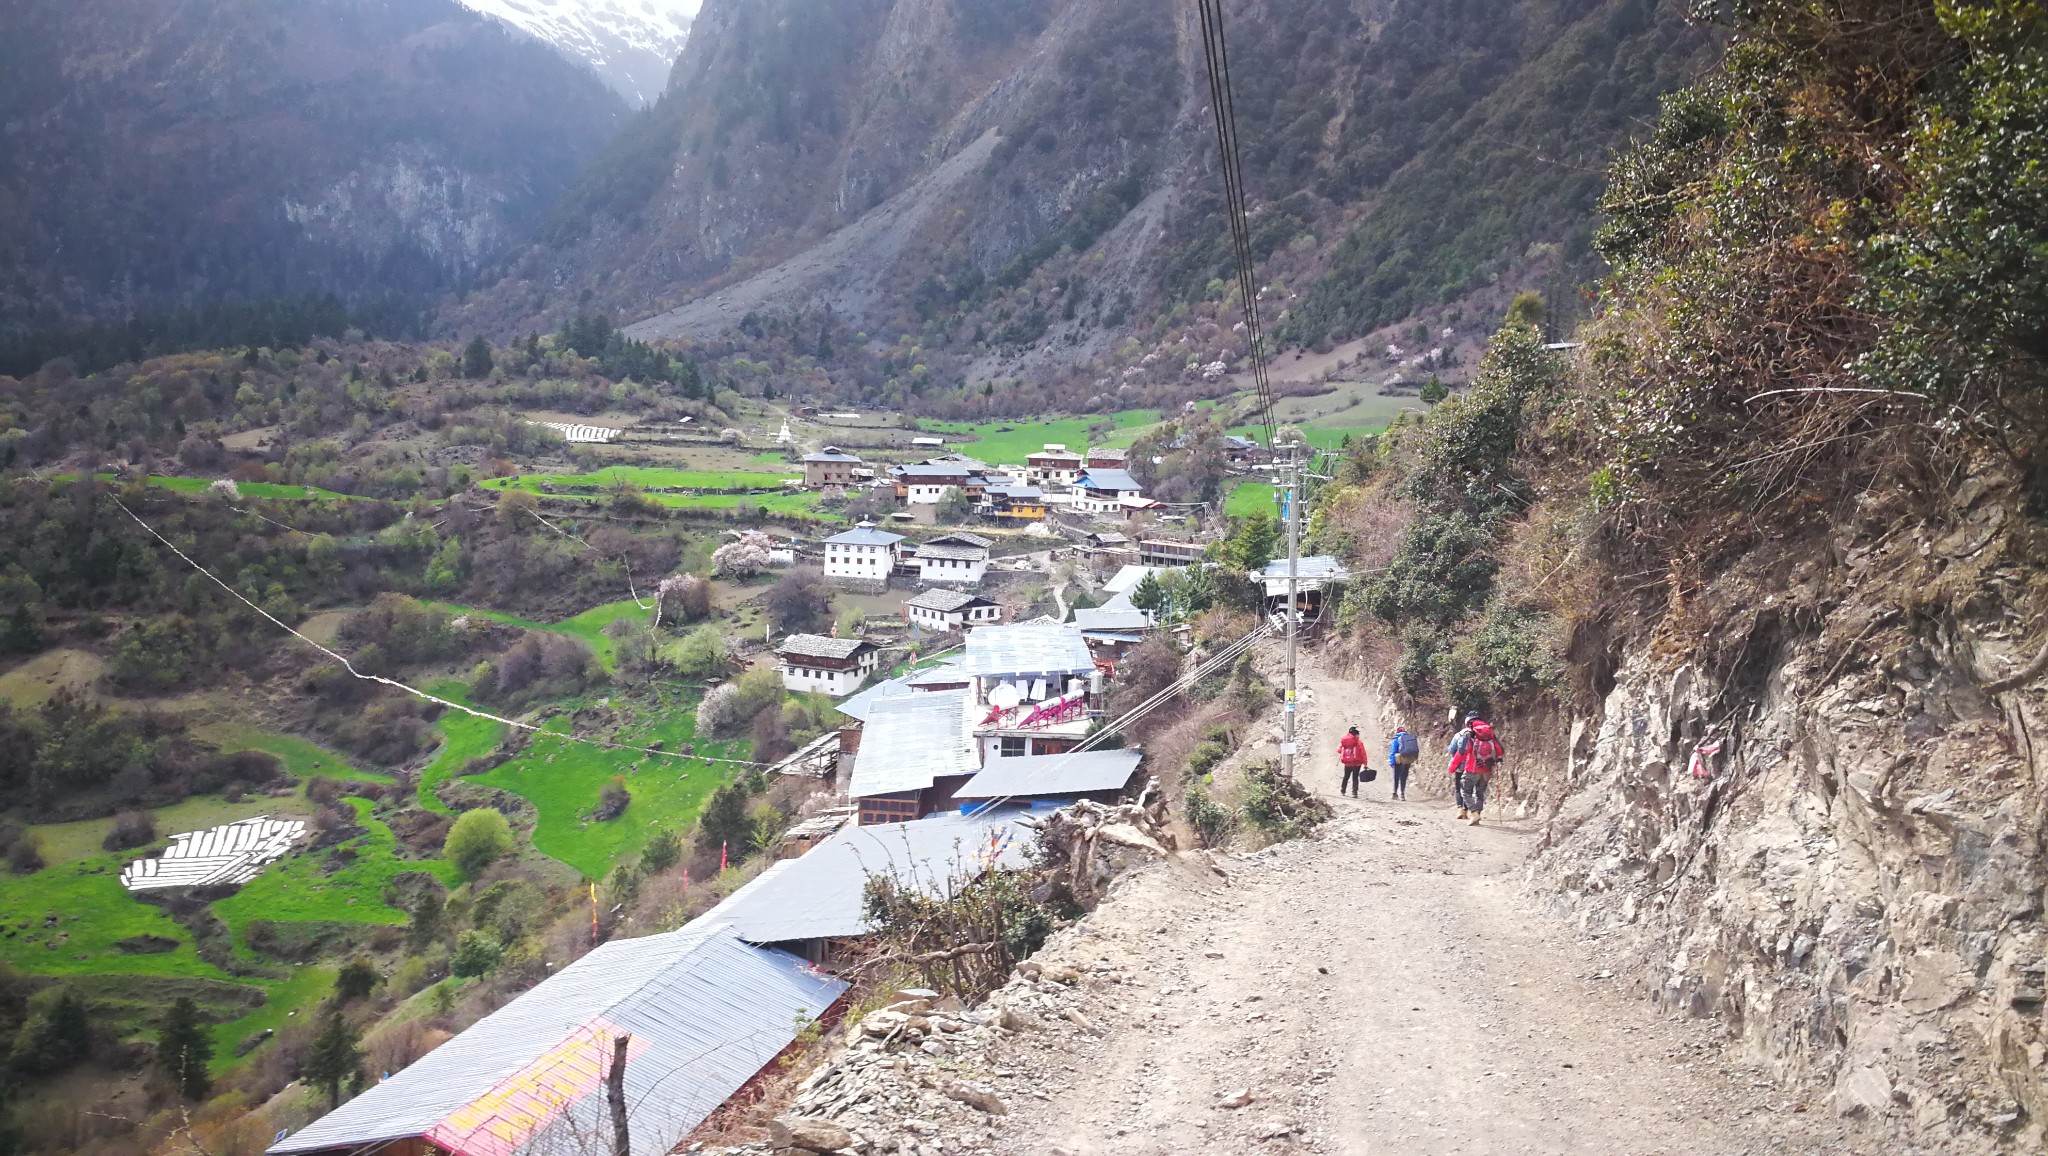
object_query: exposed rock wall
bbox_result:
[1509,473,2048,1149]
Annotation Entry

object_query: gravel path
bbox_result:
[978,665,1859,1155]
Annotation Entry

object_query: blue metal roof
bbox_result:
[959,622,1096,678]
[267,922,845,1156]
[1078,468,1142,492]
[846,688,977,797]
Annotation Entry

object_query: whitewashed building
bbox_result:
[1075,467,1145,514]
[903,587,1002,633]
[912,532,992,585]
[776,635,881,696]
[822,522,904,588]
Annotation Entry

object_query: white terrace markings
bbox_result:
[532,421,620,443]
[119,817,308,891]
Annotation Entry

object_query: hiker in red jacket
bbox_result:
[1337,726,1369,798]
[1448,712,1504,824]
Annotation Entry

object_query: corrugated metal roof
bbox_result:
[834,673,917,721]
[713,811,1034,944]
[1072,606,1152,632]
[1103,564,1165,595]
[267,922,845,1156]
[778,634,872,660]
[825,524,905,546]
[955,750,1144,799]
[803,451,860,463]
[1078,468,1142,493]
[846,688,977,797]
[1256,555,1349,581]
[985,485,1043,499]
[927,532,993,548]
[959,622,1095,678]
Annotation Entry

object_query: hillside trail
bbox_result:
[987,655,1859,1155]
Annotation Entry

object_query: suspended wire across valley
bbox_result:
[1196,0,1278,450]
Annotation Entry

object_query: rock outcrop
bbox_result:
[1509,467,2047,1149]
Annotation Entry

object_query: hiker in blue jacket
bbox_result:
[1387,725,1417,800]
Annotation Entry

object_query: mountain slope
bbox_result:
[465,0,1707,394]
[454,0,696,106]
[0,0,628,329]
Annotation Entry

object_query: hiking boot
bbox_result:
[1456,808,1469,820]
[1469,814,1482,825]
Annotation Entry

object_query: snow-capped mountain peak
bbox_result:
[455,0,696,107]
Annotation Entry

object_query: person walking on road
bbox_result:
[1388,725,1417,800]
[1337,726,1369,798]
[1448,712,1505,824]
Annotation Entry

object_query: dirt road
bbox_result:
[981,665,1857,1155]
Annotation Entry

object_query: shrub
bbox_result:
[595,776,630,821]
[333,957,379,1002]
[103,810,157,852]
[641,827,682,873]
[1184,783,1236,848]
[451,930,502,978]
[1363,511,1499,627]
[444,808,512,880]
[6,835,44,875]
[696,683,743,737]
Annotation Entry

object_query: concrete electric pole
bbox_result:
[1280,440,1301,779]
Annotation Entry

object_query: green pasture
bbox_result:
[196,724,393,785]
[1226,482,1277,517]
[430,598,652,672]
[919,410,1161,463]
[480,465,793,494]
[51,473,356,501]
[471,701,742,879]
[416,681,504,814]
[207,965,336,1076]
[213,798,455,938]
[0,855,222,979]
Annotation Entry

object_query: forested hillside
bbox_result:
[463,0,1708,404]
[0,0,626,329]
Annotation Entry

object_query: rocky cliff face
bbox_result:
[0,0,626,327]
[1503,470,2048,1149]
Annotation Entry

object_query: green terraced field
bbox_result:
[918,411,1162,463]
[0,855,223,978]
[470,699,744,879]
[415,680,504,814]
[53,473,357,501]
[430,598,652,672]
[212,798,455,937]
[480,465,793,493]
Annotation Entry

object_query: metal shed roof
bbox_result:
[955,749,1144,800]
[803,450,861,463]
[1072,605,1152,633]
[959,622,1096,678]
[926,532,993,548]
[1256,555,1349,581]
[266,922,845,1156]
[846,688,978,797]
[913,542,989,561]
[711,811,1034,944]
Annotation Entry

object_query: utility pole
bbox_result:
[1281,441,1300,779]
[607,1032,632,1156]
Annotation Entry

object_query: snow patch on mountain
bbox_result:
[455,0,696,107]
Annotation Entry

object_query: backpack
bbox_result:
[1394,731,1418,765]
[1338,733,1366,766]
[1468,720,1503,771]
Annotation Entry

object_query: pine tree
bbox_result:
[155,997,213,1101]
[461,335,494,379]
[303,1006,362,1110]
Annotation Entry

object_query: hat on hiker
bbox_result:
[1464,712,1483,724]
[1347,726,1359,736]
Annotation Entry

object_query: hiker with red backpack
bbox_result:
[1387,725,1417,800]
[1337,726,1370,798]
[1448,712,1504,824]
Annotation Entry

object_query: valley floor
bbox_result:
[977,665,1886,1155]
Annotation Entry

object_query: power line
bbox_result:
[1196,0,1277,449]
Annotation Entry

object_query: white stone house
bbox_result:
[776,635,881,696]
[822,522,904,585]
[1075,467,1145,514]
[903,588,1002,633]
[912,532,991,585]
